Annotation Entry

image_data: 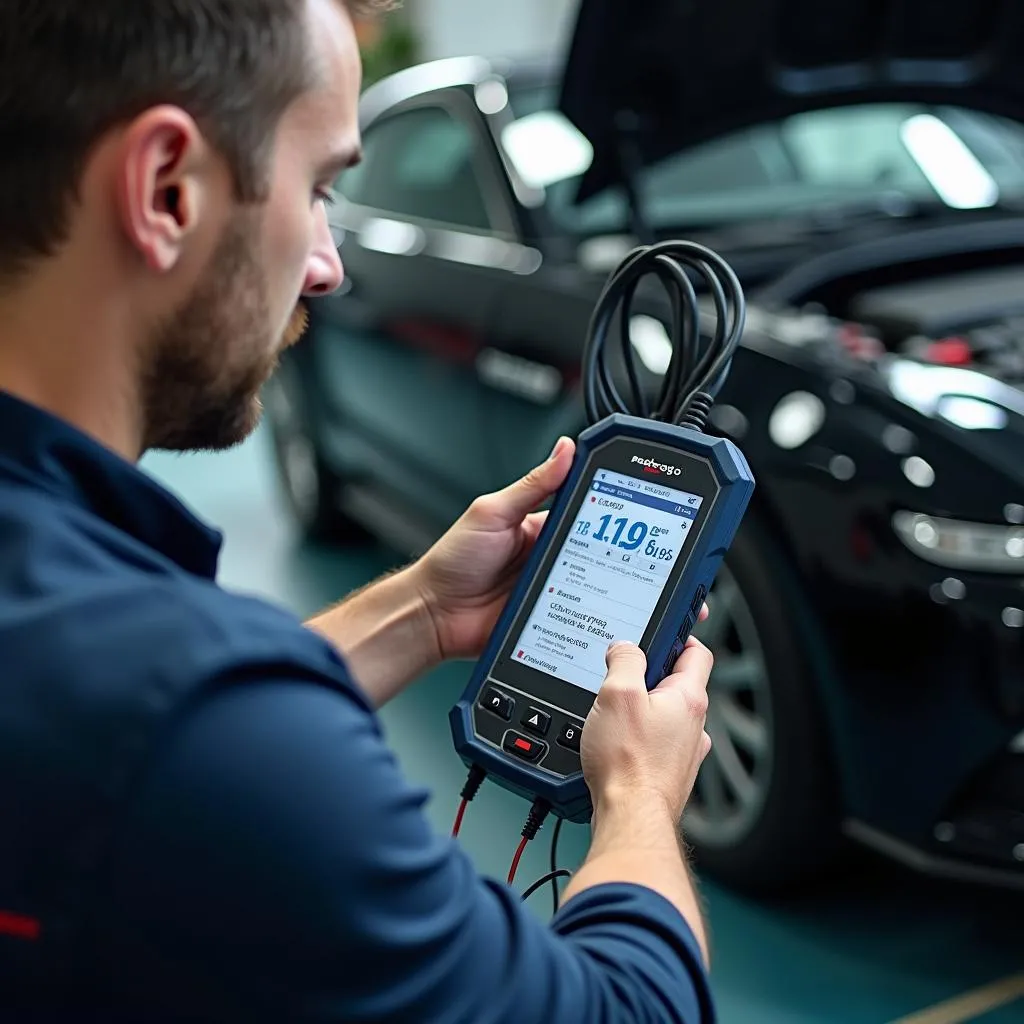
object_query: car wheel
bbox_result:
[684,518,840,892]
[263,361,368,545]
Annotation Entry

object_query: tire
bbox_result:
[683,516,841,892]
[263,360,369,545]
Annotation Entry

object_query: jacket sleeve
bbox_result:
[96,676,717,1024]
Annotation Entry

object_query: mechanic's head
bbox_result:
[0,0,385,455]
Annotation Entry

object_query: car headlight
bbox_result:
[893,511,1024,573]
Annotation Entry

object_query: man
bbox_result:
[0,1,717,1021]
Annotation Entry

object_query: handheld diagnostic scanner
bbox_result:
[449,240,756,828]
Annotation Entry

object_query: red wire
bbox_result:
[451,798,469,838]
[507,835,530,884]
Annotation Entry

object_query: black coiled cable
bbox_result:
[581,239,746,432]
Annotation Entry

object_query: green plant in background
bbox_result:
[360,18,420,87]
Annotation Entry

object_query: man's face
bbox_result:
[143,0,362,452]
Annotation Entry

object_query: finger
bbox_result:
[522,510,548,544]
[698,602,709,623]
[484,436,576,527]
[656,636,713,695]
[600,641,648,694]
[682,632,708,655]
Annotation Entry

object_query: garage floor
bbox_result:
[142,426,1024,1024]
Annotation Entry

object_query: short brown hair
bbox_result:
[0,0,390,280]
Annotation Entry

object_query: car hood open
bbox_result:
[558,0,1024,201]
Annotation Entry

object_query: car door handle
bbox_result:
[355,217,427,257]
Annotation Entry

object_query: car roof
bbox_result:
[357,54,556,129]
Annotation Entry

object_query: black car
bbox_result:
[265,0,1024,893]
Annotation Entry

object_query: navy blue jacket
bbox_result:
[0,390,715,1022]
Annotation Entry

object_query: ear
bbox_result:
[114,106,219,274]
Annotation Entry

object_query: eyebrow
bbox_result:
[320,144,363,180]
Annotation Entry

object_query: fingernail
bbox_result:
[547,437,563,460]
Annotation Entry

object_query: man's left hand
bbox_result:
[413,437,576,662]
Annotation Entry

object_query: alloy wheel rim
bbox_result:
[683,564,774,848]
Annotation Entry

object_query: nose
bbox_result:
[303,208,345,297]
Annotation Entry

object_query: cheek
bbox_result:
[262,189,317,298]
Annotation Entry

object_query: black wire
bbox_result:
[580,239,746,431]
[522,869,573,903]
[516,815,571,910]
[619,276,647,417]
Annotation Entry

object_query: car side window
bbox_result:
[336,105,493,232]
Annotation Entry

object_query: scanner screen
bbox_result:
[511,468,704,693]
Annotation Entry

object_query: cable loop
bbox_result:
[581,239,746,431]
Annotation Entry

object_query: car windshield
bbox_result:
[503,85,1024,236]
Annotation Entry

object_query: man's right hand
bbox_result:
[558,636,715,967]
[580,639,713,822]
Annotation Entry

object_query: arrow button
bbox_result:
[521,706,551,737]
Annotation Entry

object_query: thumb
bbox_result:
[601,641,648,693]
[488,436,575,526]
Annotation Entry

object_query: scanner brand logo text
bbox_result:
[630,455,682,476]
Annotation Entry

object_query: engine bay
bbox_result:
[850,265,1024,342]
[848,265,1024,381]
[754,242,1024,384]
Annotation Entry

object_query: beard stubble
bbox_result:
[140,211,308,453]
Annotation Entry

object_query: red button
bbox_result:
[503,731,545,762]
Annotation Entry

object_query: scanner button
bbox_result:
[521,707,551,736]
[503,731,545,762]
[663,639,685,677]
[557,722,583,753]
[481,687,513,721]
[691,584,707,616]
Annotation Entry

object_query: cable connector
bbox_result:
[460,763,487,802]
[451,764,487,838]
[679,391,714,432]
[521,798,551,841]
[508,798,551,884]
